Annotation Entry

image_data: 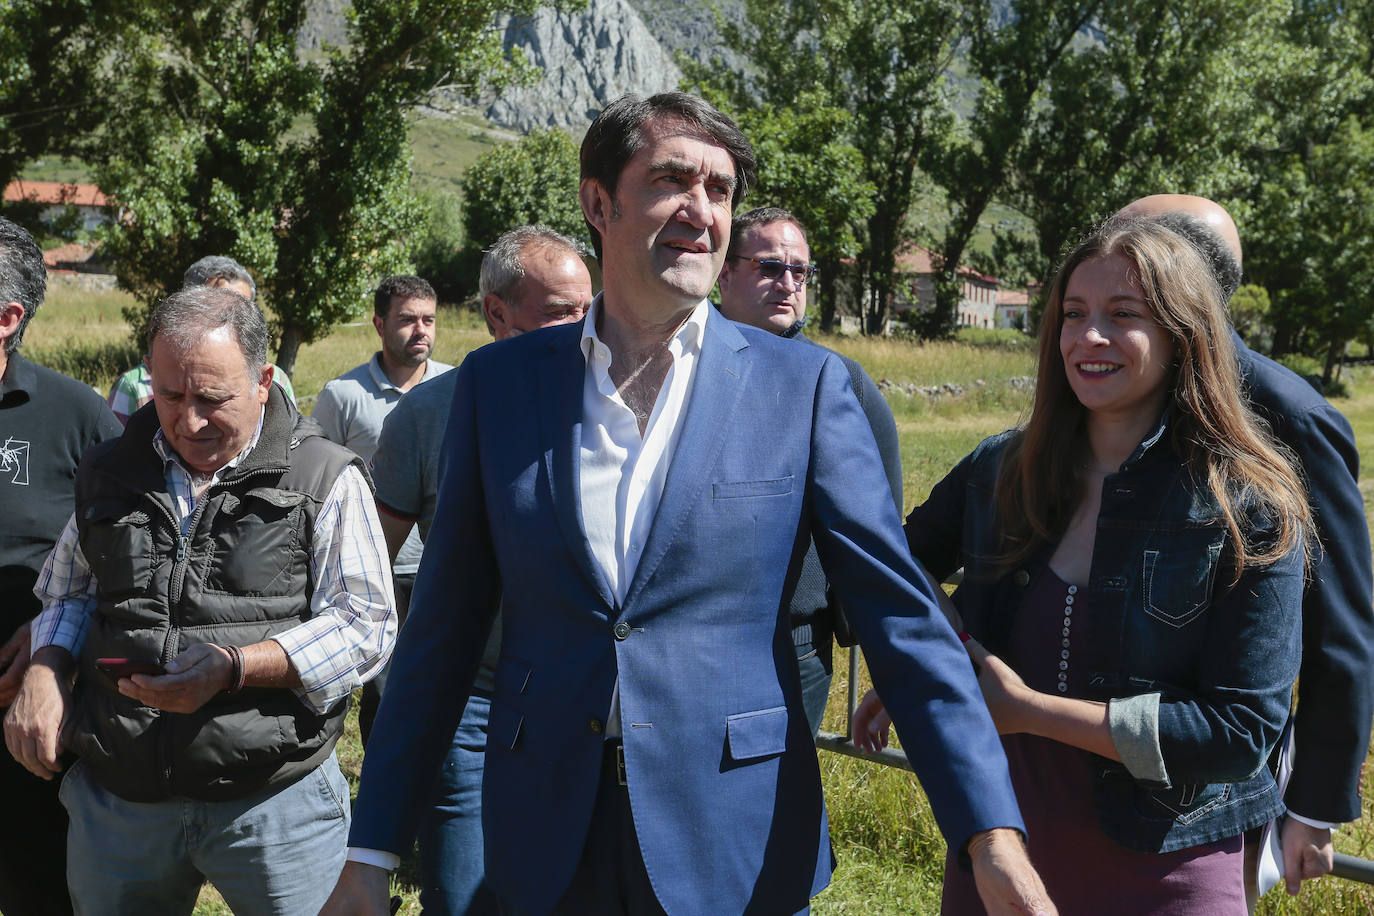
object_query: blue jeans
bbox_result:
[60,751,349,916]
[419,692,499,915]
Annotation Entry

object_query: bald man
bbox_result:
[1120,194,1374,901]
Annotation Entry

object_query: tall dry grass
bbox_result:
[23,281,496,406]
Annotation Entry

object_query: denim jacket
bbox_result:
[905,415,1304,853]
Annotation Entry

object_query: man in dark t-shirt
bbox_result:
[0,216,121,915]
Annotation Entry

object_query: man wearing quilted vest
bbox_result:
[4,284,397,916]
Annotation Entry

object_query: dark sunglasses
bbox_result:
[731,256,818,285]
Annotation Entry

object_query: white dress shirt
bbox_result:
[579,297,707,737]
[578,296,708,605]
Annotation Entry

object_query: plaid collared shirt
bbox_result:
[31,411,395,714]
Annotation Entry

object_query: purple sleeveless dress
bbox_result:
[940,568,1247,915]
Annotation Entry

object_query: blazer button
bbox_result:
[1013,570,1030,586]
[613,622,631,640]
[589,718,604,735]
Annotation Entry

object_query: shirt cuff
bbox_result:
[271,620,371,715]
[30,597,96,658]
[1108,692,1169,786]
[346,847,401,871]
[1286,811,1339,831]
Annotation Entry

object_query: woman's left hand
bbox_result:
[964,637,1037,735]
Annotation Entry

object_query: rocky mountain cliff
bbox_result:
[482,0,685,132]
[302,0,741,133]
[302,0,1015,134]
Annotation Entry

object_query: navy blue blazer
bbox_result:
[1237,337,1374,823]
[350,309,1022,915]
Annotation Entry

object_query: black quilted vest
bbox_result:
[66,387,361,801]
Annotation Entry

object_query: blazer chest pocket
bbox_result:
[712,476,793,500]
[725,706,788,761]
[1141,535,1223,629]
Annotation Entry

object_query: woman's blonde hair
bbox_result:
[994,217,1311,581]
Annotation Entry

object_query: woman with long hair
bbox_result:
[853,218,1311,914]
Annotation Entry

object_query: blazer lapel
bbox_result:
[537,328,617,610]
[622,311,750,610]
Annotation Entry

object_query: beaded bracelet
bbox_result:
[224,645,246,695]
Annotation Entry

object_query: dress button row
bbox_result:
[1057,584,1078,693]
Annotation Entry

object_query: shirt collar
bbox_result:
[579,294,709,367]
[152,406,267,481]
[1121,405,1173,470]
[0,350,37,403]
[365,353,404,394]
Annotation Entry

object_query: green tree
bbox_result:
[1246,117,1374,383]
[1003,0,1287,285]
[693,91,875,331]
[693,0,965,334]
[0,0,143,191]
[458,126,585,294]
[95,0,540,375]
[918,0,1104,340]
[1229,284,1271,349]
[1222,0,1374,376]
[413,187,468,303]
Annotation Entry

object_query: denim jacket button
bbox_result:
[1013,570,1030,586]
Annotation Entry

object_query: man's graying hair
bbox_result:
[1151,211,1242,302]
[147,285,269,375]
[183,255,257,301]
[481,226,587,301]
[0,216,47,354]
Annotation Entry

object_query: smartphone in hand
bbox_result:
[95,657,167,679]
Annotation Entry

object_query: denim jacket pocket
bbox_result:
[1136,781,1233,825]
[1097,763,1282,852]
[1141,535,1223,629]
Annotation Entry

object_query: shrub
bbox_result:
[411,189,470,304]
[954,326,1034,349]
[459,128,587,296]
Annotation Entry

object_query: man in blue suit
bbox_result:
[323,91,1053,916]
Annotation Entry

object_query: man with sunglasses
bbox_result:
[718,207,903,737]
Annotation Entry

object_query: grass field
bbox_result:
[24,284,1374,914]
[406,110,514,198]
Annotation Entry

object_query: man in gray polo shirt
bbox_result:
[368,226,591,915]
[312,274,451,741]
